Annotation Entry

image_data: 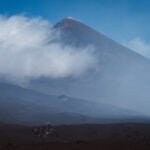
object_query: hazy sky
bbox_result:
[0,0,150,58]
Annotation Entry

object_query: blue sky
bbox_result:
[0,0,150,44]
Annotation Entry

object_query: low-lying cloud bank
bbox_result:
[0,15,97,84]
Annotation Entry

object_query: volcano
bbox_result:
[0,17,150,125]
[28,17,150,115]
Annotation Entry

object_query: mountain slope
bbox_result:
[0,82,143,125]
[29,17,150,114]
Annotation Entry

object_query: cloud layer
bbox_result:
[0,15,97,83]
[124,38,150,59]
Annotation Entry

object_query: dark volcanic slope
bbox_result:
[0,82,142,125]
[54,18,149,63]
[29,18,150,114]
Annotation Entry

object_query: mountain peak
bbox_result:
[61,16,80,22]
[54,17,83,28]
[66,16,78,20]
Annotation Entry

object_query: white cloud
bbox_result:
[0,15,97,84]
[124,38,150,58]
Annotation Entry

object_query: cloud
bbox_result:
[124,38,150,59]
[0,15,97,84]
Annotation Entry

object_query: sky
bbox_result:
[0,0,150,57]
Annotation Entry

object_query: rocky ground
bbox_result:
[1,123,150,149]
